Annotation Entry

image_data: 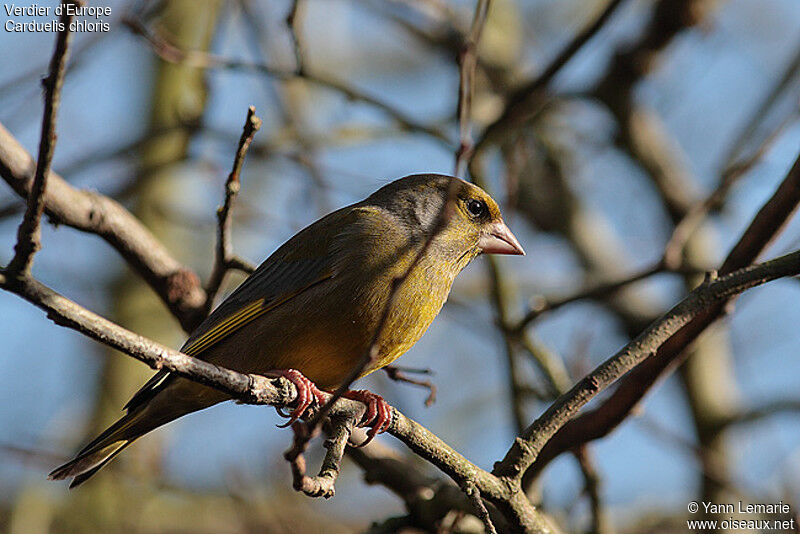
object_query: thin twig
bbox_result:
[6,1,79,275]
[384,365,437,406]
[205,106,262,309]
[663,108,795,269]
[719,398,800,428]
[227,255,256,275]
[283,419,351,498]
[461,480,498,534]
[123,16,450,146]
[485,255,531,433]
[574,447,609,534]
[286,0,305,75]
[476,0,627,150]
[0,199,23,221]
[513,261,666,332]
[454,0,491,177]
[719,40,800,175]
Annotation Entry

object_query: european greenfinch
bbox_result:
[50,173,524,487]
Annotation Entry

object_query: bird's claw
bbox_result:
[343,389,393,447]
[266,369,327,427]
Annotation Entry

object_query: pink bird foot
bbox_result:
[343,389,393,446]
[266,369,328,427]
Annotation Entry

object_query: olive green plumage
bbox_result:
[49,174,524,487]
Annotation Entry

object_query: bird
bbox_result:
[49,173,524,488]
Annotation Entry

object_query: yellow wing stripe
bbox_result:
[184,299,265,356]
[182,273,334,357]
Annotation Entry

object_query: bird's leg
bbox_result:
[342,389,393,446]
[265,369,328,427]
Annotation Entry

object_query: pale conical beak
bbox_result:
[478,221,525,256]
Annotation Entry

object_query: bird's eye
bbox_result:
[466,199,487,218]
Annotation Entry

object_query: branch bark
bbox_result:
[0,121,208,332]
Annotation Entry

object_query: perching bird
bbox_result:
[50,173,524,488]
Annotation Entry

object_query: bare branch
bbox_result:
[720,399,800,428]
[384,365,437,406]
[664,43,800,266]
[493,247,800,482]
[205,106,262,309]
[286,0,306,75]
[0,271,549,531]
[454,0,491,177]
[284,419,351,498]
[513,261,666,332]
[226,255,256,275]
[0,121,208,332]
[574,447,610,534]
[6,1,78,275]
[123,16,450,147]
[720,40,800,176]
[476,0,627,149]
[462,480,498,534]
[524,152,800,479]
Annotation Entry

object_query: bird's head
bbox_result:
[368,174,524,266]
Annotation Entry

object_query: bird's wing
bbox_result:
[122,208,360,412]
[182,256,334,356]
[123,257,334,411]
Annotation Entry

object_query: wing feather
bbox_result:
[123,206,366,412]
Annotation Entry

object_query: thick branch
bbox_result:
[0,121,208,332]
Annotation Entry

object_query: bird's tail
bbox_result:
[49,406,150,488]
[50,374,225,488]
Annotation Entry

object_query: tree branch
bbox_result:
[462,480,498,534]
[205,106,262,309]
[523,152,800,479]
[285,0,306,75]
[476,0,627,149]
[0,267,552,532]
[493,247,800,482]
[0,121,208,332]
[384,365,438,406]
[6,1,78,275]
[123,16,450,147]
[454,0,491,177]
